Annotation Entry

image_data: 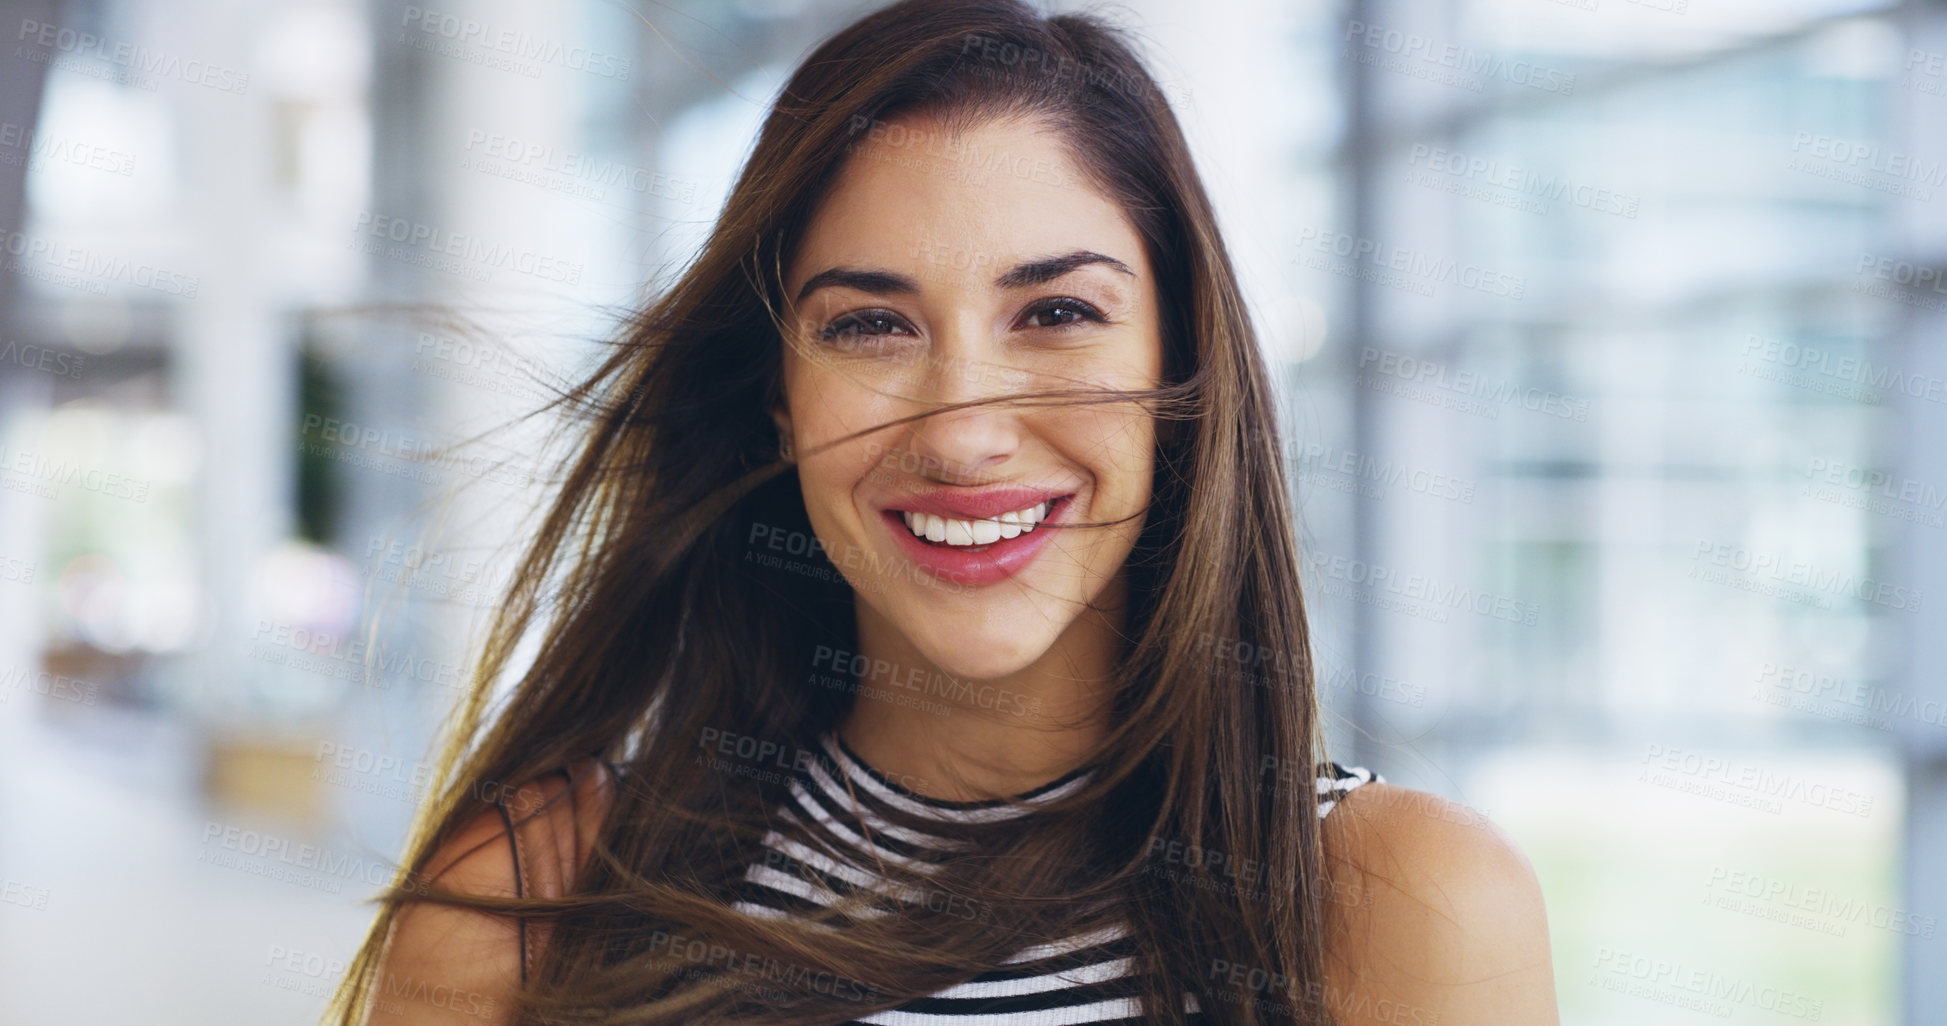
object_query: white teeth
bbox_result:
[900,500,1055,547]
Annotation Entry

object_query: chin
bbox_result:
[905,622,1056,682]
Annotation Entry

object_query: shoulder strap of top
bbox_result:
[490,755,620,986]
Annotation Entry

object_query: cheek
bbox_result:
[796,360,905,437]
[1046,405,1155,511]
[791,374,896,529]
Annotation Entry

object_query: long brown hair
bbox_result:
[326,0,1334,1023]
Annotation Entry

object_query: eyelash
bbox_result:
[816,297,1110,344]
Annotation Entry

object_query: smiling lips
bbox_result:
[900,500,1052,547]
[877,489,1074,587]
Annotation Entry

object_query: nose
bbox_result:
[900,323,1022,486]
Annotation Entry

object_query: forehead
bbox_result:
[787,113,1149,293]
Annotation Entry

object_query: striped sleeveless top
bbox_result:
[722,730,1381,1025]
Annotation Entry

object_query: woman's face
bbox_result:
[774,112,1164,682]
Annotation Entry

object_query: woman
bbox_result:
[328,1,1557,1023]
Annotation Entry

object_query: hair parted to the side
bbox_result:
[324,1,1338,1024]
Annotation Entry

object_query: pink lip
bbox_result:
[878,494,1074,589]
[885,486,1072,522]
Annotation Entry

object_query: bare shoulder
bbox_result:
[480,756,618,897]
[360,758,616,1026]
[1318,780,1558,1026]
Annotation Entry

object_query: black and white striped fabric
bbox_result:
[727,730,1381,1025]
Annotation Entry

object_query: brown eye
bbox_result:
[820,309,916,345]
[1019,298,1106,330]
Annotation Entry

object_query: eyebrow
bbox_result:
[793,249,1134,305]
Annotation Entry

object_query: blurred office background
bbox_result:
[0,0,1940,1022]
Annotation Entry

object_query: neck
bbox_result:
[837,578,1127,803]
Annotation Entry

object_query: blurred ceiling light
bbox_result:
[1802,17,1904,79]
[256,2,370,99]
[127,412,198,484]
[56,552,133,653]
[27,78,174,224]
[127,574,200,652]
[248,539,361,642]
[1273,295,1330,365]
[59,296,132,356]
[45,398,115,452]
